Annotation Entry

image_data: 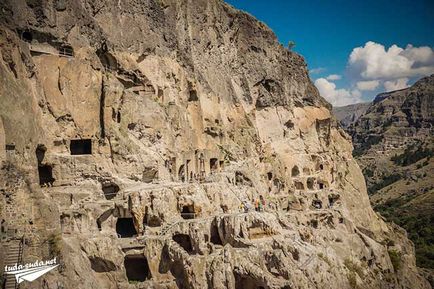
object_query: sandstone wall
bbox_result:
[0,1,429,289]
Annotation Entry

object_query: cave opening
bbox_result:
[307,178,315,190]
[234,273,265,289]
[36,144,46,163]
[36,144,55,186]
[328,194,340,207]
[70,139,92,155]
[178,164,185,182]
[267,172,273,181]
[22,31,33,42]
[291,166,300,177]
[188,89,198,101]
[116,218,137,238]
[210,221,223,245]
[312,200,322,209]
[59,45,74,57]
[102,182,120,200]
[38,165,55,186]
[172,234,193,253]
[124,255,151,282]
[181,205,195,219]
[5,144,15,151]
[210,158,218,173]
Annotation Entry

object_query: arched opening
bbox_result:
[181,205,195,220]
[188,82,198,102]
[99,52,118,71]
[210,220,223,245]
[38,165,55,186]
[291,166,300,177]
[210,158,218,173]
[267,172,273,181]
[318,182,325,190]
[172,234,193,254]
[36,144,55,186]
[188,89,198,101]
[102,182,120,200]
[36,144,46,163]
[116,218,137,238]
[178,165,185,182]
[22,31,33,42]
[70,139,92,155]
[328,194,340,207]
[59,45,74,57]
[319,164,324,170]
[124,255,151,282]
[307,178,315,190]
[310,219,319,229]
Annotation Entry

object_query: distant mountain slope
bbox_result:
[343,75,434,277]
[333,102,371,128]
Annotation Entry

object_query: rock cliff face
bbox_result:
[349,75,434,157]
[344,76,434,283]
[333,103,370,129]
[0,1,429,289]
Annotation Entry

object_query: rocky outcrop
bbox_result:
[340,75,434,284]
[333,102,370,129]
[349,75,434,156]
[0,1,429,289]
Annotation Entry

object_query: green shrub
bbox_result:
[362,168,374,178]
[388,250,402,272]
[353,135,383,156]
[391,144,434,167]
[287,41,296,50]
[374,204,434,269]
[344,258,363,278]
[367,173,401,194]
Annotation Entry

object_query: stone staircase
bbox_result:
[4,239,24,289]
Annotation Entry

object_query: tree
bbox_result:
[287,41,296,50]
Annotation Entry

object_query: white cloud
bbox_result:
[383,78,409,92]
[314,78,362,107]
[348,41,434,80]
[356,80,380,91]
[326,74,342,81]
[310,67,325,74]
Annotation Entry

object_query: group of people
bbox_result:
[239,195,266,213]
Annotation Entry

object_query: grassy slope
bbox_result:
[361,139,434,269]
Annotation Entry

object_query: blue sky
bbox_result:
[225,0,434,106]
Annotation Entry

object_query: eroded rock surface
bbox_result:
[0,1,430,289]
